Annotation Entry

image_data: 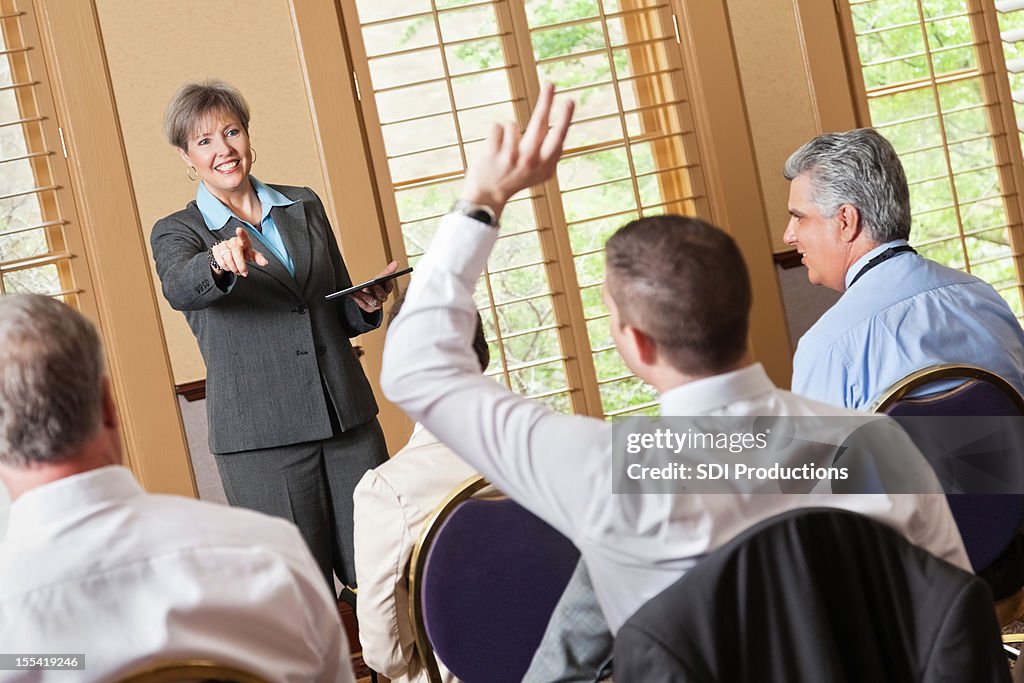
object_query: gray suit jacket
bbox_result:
[151,184,380,454]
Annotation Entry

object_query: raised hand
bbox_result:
[212,227,269,277]
[460,82,574,220]
[353,260,399,313]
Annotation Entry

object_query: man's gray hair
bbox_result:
[164,79,250,150]
[784,128,912,243]
[0,295,106,467]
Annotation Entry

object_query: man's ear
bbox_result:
[836,204,862,243]
[627,325,659,366]
[101,377,119,430]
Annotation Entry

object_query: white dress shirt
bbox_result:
[382,213,970,633]
[0,466,353,683]
[353,426,479,683]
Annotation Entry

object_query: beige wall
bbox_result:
[726,0,821,253]
[95,0,328,385]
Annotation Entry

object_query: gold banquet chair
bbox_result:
[873,363,1024,624]
[409,475,580,683]
[115,659,268,683]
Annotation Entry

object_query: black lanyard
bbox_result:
[847,245,917,289]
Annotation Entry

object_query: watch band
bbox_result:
[451,199,498,227]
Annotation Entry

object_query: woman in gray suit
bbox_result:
[151,79,394,592]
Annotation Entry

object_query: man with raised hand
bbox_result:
[0,294,352,683]
[381,84,966,647]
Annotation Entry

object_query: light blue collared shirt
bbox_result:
[196,176,296,276]
[793,240,1024,410]
[844,238,911,289]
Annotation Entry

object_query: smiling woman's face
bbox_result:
[178,108,252,197]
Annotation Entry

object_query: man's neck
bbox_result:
[841,239,883,291]
[0,436,120,502]
[651,353,754,395]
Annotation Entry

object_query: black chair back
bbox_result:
[614,508,1009,683]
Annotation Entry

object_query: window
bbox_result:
[993,2,1024,154]
[344,0,710,417]
[839,0,1024,317]
[0,0,86,307]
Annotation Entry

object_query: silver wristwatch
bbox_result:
[451,199,498,227]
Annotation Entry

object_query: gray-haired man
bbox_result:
[0,295,352,682]
[785,128,1024,409]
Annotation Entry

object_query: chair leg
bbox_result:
[339,584,358,610]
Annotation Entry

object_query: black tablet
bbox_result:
[325,266,413,301]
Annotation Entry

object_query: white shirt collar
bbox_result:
[658,363,776,416]
[6,466,142,543]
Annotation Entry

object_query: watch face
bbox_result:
[468,209,496,226]
[452,200,497,226]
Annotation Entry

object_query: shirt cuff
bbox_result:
[426,213,499,287]
[215,271,236,293]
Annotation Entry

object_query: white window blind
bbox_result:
[346,0,710,417]
[0,0,83,307]
[842,0,1024,317]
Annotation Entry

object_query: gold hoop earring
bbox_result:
[186,166,198,182]
[250,147,257,165]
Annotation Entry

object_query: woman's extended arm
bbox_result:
[151,215,235,311]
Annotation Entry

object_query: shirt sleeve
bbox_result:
[352,469,417,680]
[150,216,236,311]
[792,331,860,409]
[380,214,607,541]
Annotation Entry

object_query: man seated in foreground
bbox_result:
[0,295,352,683]
[380,84,969,638]
[785,128,1024,409]
[353,295,490,683]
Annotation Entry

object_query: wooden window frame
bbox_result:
[290,0,793,411]
[0,1,86,303]
[790,0,861,134]
[814,0,1024,311]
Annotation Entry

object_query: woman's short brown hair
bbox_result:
[164,79,250,150]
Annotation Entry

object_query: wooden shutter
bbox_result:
[344,0,713,417]
[839,0,1024,317]
[0,0,89,308]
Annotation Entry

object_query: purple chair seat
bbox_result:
[876,365,1024,574]
[416,495,579,683]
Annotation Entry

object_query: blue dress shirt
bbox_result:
[792,240,1024,410]
[196,176,297,276]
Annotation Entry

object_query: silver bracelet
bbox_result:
[209,241,224,273]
